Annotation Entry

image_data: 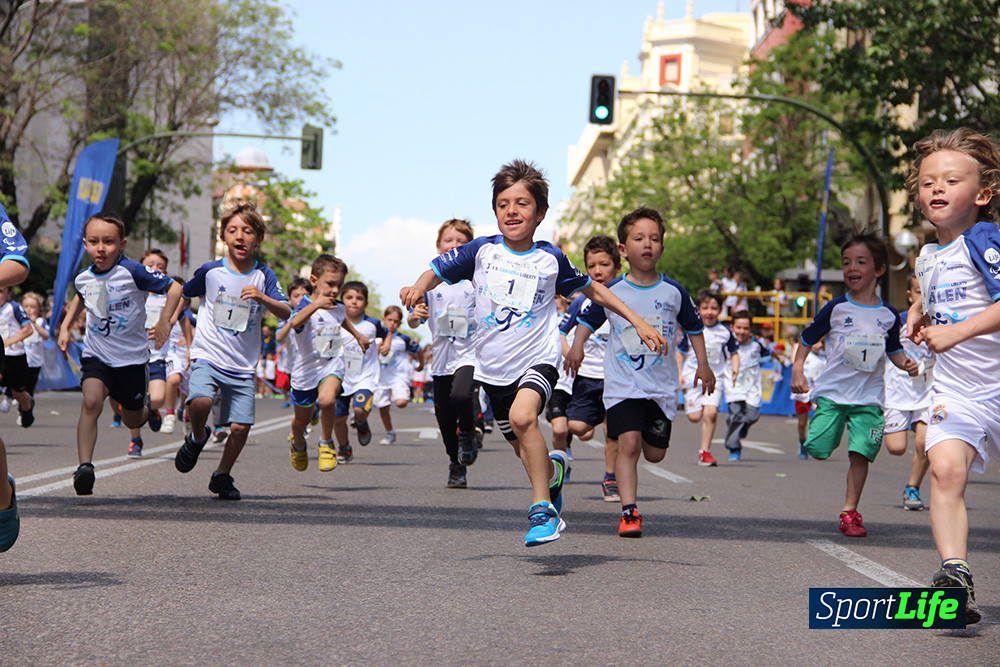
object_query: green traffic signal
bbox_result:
[796,295,808,308]
[589,75,615,125]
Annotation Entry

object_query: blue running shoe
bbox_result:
[548,450,570,514]
[728,450,741,462]
[798,443,809,459]
[0,475,19,552]
[110,415,123,428]
[524,501,565,547]
[903,485,925,511]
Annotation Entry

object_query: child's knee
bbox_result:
[508,407,536,434]
[394,399,408,409]
[643,446,666,463]
[685,411,701,423]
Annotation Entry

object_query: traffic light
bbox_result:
[300,124,323,170]
[589,75,615,125]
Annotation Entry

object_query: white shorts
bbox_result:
[374,379,410,408]
[166,350,188,377]
[265,359,276,381]
[925,393,1000,475]
[883,407,930,434]
[684,382,723,414]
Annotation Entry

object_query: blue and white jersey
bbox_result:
[379,332,420,387]
[578,274,702,419]
[679,323,739,386]
[0,300,30,356]
[23,317,46,368]
[425,280,477,377]
[289,296,348,391]
[75,256,173,367]
[723,337,772,406]
[916,222,1000,400]
[791,348,827,403]
[342,315,389,395]
[801,295,903,406]
[883,311,934,411]
[183,258,287,377]
[431,235,591,385]
[0,207,29,270]
[561,294,610,381]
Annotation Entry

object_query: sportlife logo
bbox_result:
[809,588,966,629]
[984,247,1000,265]
[1,221,16,238]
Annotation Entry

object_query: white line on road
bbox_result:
[805,539,922,587]
[641,463,692,484]
[17,416,292,497]
[392,427,442,439]
[711,438,785,454]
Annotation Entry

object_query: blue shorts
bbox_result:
[566,375,605,427]
[336,389,373,417]
[187,361,255,425]
[291,387,319,408]
[148,359,167,382]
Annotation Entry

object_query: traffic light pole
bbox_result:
[116,131,313,157]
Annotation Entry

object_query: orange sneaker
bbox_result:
[619,509,642,538]
[839,510,867,537]
[698,450,718,467]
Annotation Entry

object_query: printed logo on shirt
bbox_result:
[2,221,16,238]
[843,317,854,327]
[930,404,948,425]
[984,248,1000,265]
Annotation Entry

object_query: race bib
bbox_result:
[913,357,934,394]
[145,302,164,329]
[621,315,662,357]
[485,256,539,311]
[438,306,469,338]
[314,325,342,359]
[706,346,722,366]
[213,292,251,333]
[843,332,884,372]
[914,247,938,314]
[344,350,364,376]
[83,282,108,319]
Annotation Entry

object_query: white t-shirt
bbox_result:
[183,258,287,378]
[577,274,703,420]
[425,280,477,377]
[800,295,903,406]
[0,300,30,356]
[679,323,739,387]
[791,348,827,403]
[23,316,46,367]
[75,256,173,367]
[561,294,610,381]
[883,311,934,411]
[145,292,169,362]
[289,296,349,391]
[379,332,420,388]
[431,235,591,386]
[724,337,773,407]
[341,315,388,395]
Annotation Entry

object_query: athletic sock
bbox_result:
[622,503,638,515]
[603,472,616,482]
[942,558,970,572]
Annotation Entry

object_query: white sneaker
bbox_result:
[379,431,396,446]
[0,396,11,413]
[160,413,176,434]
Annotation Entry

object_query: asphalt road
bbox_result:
[2,391,998,664]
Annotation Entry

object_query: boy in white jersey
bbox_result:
[723,310,777,461]
[19,292,48,409]
[173,202,290,500]
[883,273,934,510]
[375,305,420,445]
[0,285,35,426]
[58,214,181,495]
[401,160,665,547]
[281,255,369,472]
[791,231,918,539]
[407,218,479,488]
[569,207,713,537]
[335,281,390,463]
[679,289,739,467]
[558,234,622,501]
[904,128,1000,623]
[126,249,176,456]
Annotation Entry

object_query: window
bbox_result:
[660,54,681,86]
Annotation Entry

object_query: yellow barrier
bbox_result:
[719,289,832,344]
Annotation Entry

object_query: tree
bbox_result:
[791,0,1000,190]
[0,0,339,244]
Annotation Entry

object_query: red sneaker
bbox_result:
[698,450,718,467]
[619,509,642,538]
[839,510,867,537]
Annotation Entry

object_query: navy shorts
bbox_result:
[566,375,605,427]
[81,357,148,411]
[482,364,558,442]
[606,398,672,449]
[148,359,167,382]
[336,389,373,417]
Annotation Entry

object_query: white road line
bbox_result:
[17,416,292,497]
[641,463,692,484]
[392,427,442,439]
[711,438,785,454]
[805,539,922,587]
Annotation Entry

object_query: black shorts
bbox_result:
[566,375,605,427]
[545,388,570,422]
[606,398,672,449]
[481,364,558,442]
[81,357,148,411]
[1,354,30,393]
[25,366,40,396]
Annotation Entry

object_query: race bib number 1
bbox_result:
[315,326,342,359]
[344,350,364,375]
[621,315,662,357]
[83,282,108,319]
[213,292,251,333]
[439,306,469,338]
[485,256,539,312]
[843,332,884,372]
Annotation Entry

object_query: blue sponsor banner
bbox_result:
[809,587,966,629]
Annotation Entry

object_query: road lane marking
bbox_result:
[641,463,692,484]
[711,438,785,454]
[805,539,922,587]
[17,416,292,497]
[392,427,442,439]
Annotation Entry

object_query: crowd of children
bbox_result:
[2,130,998,626]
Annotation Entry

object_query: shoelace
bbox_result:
[529,509,554,527]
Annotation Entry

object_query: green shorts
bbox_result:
[804,397,884,462]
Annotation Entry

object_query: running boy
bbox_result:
[904,127,1000,623]
[569,207,713,537]
[375,305,420,445]
[791,230,918,538]
[401,160,666,546]
[0,285,36,427]
[679,289,739,466]
[19,292,48,412]
[173,202,290,499]
[58,214,182,495]
[883,273,934,510]
[722,310,776,461]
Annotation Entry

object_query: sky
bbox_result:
[218,0,745,328]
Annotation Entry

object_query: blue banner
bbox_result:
[48,138,119,335]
